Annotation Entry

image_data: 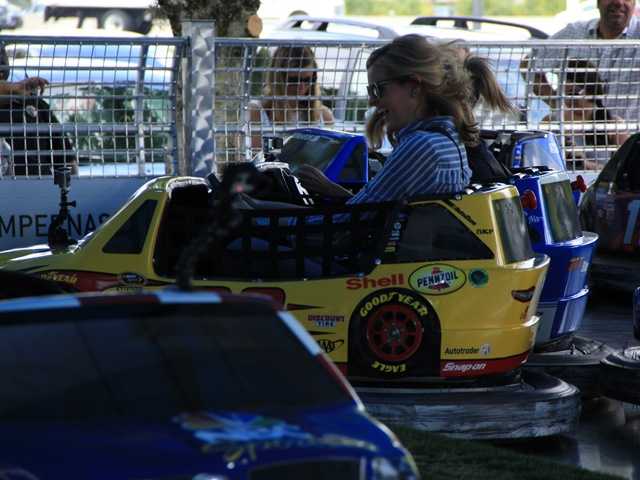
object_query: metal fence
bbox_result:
[0,34,187,178]
[2,32,639,179]
[206,37,640,175]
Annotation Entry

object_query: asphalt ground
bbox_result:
[504,290,640,480]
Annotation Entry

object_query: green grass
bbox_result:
[393,426,622,480]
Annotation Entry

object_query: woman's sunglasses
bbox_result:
[285,73,317,84]
[366,75,412,100]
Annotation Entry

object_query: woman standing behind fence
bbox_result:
[248,46,334,151]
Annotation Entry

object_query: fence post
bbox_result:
[242,43,254,161]
[135,43,148,176]
[182,20,216,177]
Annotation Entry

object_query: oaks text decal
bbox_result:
[409,264,466,295]
[0,212,110,238]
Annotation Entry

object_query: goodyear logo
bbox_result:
[409,264,466,295]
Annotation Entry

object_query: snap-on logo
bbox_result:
[409,264,466,295]
[442,361,487,374]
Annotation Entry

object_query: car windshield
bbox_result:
[520,136,565,171]
[0,302,350,420]
[7,43,174,86]
[280,132,347,172]
[493,195,535,263]
[541,180,582,242]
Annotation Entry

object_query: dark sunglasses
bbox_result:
[285,73,317,84]
[366,75,412,100]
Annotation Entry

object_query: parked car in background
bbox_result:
[258,0,345,22]
[33,0,154,33]
[268,14,548,41]
[0,289,419,479]
[261,15,550,134]
[1,38,179,169]
[5,41,175,86]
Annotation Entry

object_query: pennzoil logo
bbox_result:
[409,264,466,295]
[39,271,78,285]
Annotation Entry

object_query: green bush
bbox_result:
[61,86,172,163]
[456,0,564,16]
[346,0,563,16]
[346,0,432,16]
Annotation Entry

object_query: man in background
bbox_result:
[522,0,640,120]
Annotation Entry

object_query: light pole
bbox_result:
[472,0,484,17]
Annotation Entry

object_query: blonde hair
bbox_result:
[366,35,512,149]
[445,40,516,118]
[263,46,323,123]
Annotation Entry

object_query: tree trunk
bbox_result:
[155,0,260,37]
[155,0,262,174]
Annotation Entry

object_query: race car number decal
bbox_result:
[624,199,640,245]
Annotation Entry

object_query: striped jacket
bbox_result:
[348,116,471,204]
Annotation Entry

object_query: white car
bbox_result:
[262,15,550,129]
[266,15,549,41]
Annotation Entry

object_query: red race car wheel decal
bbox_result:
[365,304,424,362]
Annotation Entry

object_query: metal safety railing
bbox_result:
[0,34,188,178]
[2,30,639,179]
[202,37,640,175]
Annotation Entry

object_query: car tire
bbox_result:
[99,9,133,31]
[348,288,440,378]
[600,346,640,404]
[356,370,580,439]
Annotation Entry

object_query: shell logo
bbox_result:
[409,264,467,295]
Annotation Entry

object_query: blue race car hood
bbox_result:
[0,406,397,479]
